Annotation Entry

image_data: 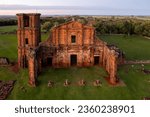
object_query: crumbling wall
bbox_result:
[0,80,15,100]
[27,48,38,87]
[102,44,118,84]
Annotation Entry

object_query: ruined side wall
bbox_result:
[102,44,118,84]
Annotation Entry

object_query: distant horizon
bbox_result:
[0,0,150,16]
[0,5,150,16]
[0,14,150,17]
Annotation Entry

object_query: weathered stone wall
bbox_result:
[40,45,94,68]
[102,44,118,84]
[27,48,38,87]
[0,80,16,100]
[41,21,97,68]
[50,21,94,46]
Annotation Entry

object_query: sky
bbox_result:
[0,0,150,15]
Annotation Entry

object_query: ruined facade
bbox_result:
[17,13,124,86]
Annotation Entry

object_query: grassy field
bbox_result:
[0,25,17,33]
[0,34,17,61]
[0,26,150,100]
[99,35,150,60]
[0,65,149,100]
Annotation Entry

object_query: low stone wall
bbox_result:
[0,57,9,66]
[0,80,16,100]
[124,60,150,64]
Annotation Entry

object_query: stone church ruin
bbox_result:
[17,13,124,87]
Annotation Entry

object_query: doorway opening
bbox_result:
[47,57,52,66]
[94,56,99,65]
[70,55,77,66]
[25,38,29,45]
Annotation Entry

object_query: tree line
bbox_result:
[0,16,150,37]
[94,17,150,37]
[0,19,17,26]
[41,16,150,37]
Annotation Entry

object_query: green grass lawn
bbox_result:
[99,35,150,60]
[0,65,149,100]
[0,34,17,61]
[0,26,150,100]
[0,25,17,33]
[41,33,49,41]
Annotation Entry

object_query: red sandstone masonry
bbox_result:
[17,13,123,86]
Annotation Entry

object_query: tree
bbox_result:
[42,21,53,32]
[134,22,143,35]
[122,20,134,36]
[142,21,150,37]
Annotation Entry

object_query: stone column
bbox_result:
[109,51,117,84]
[27,48,38,87]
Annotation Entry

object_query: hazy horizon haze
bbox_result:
[0,0,150,15]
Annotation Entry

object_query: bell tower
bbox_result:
[17,13,41,68]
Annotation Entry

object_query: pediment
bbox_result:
[52,21,83,30]
[51,21,94,31]
[67,21,83,29]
